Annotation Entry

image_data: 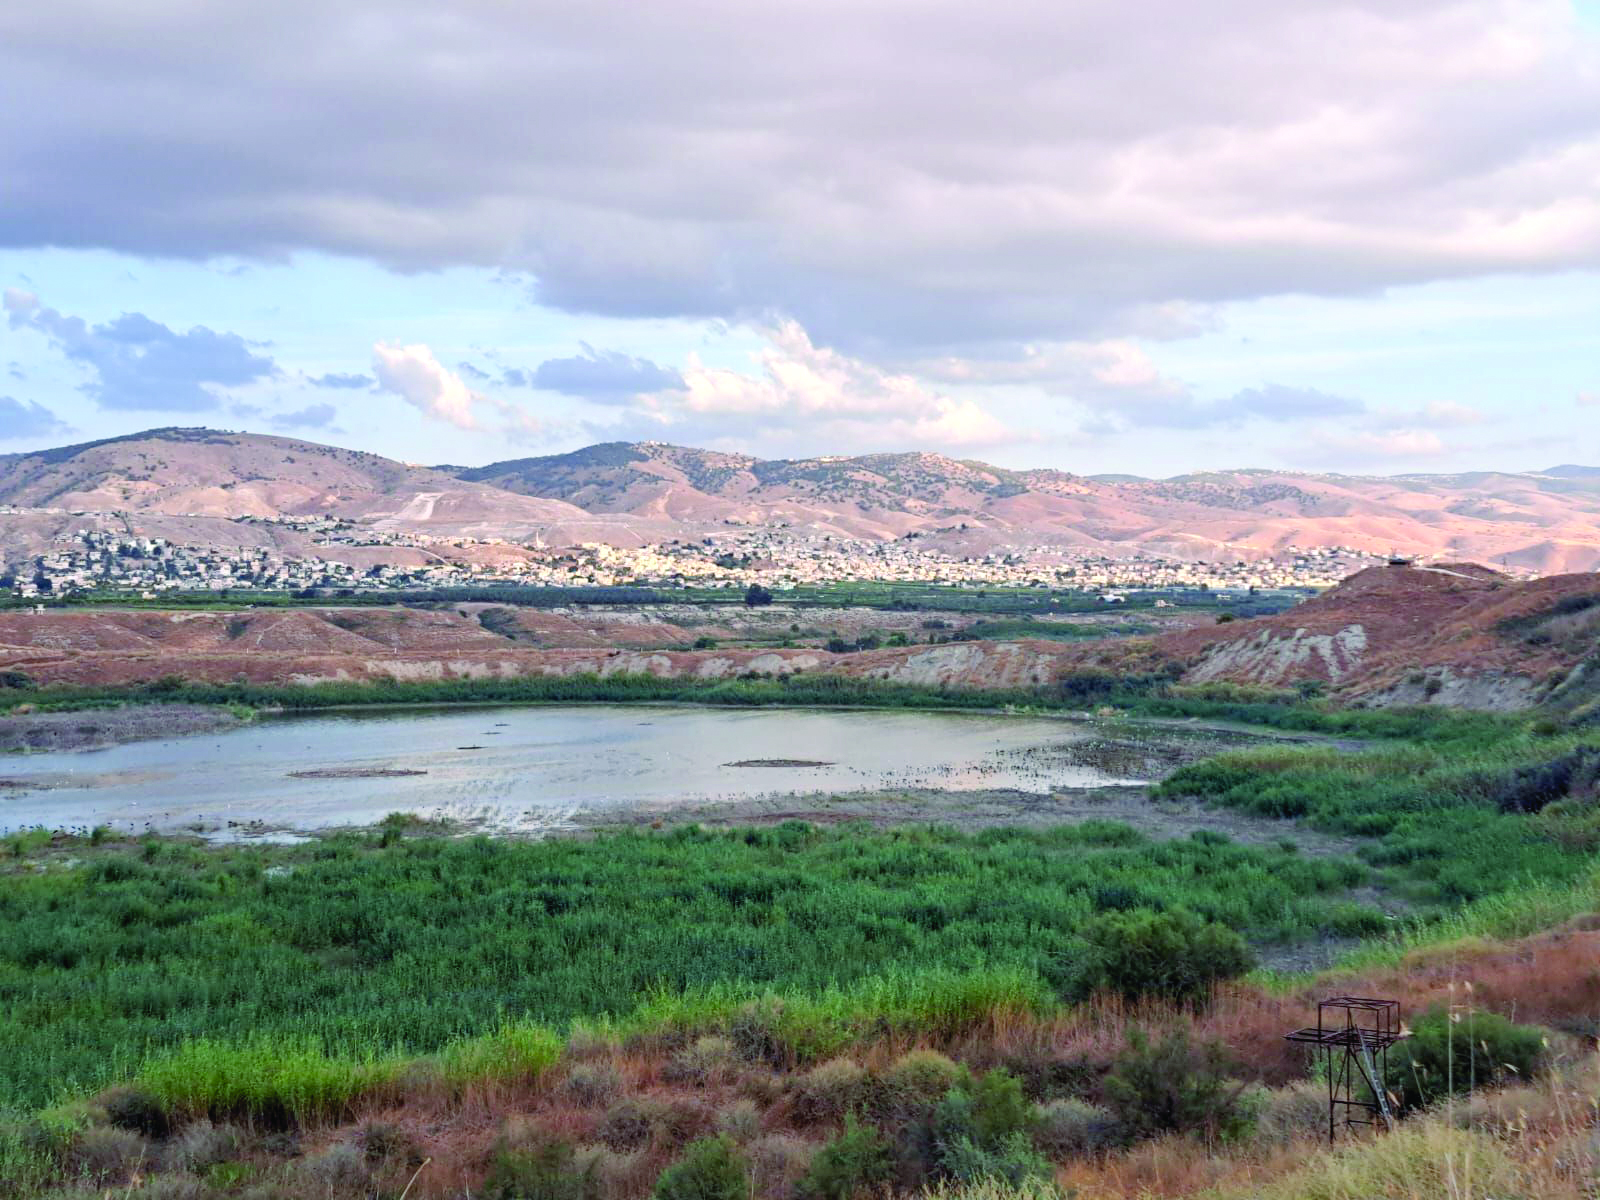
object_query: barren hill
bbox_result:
[451,443,1600,571]
[1124,563,1600,711]
[0,428,658,545]
[5,429,1600,570]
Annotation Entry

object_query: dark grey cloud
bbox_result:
[4,290,277,410]
[269,402,339,430]
[0,2,1595,358]
[308,371,374,389]
[531,346,684,401]
[0,396,69,440]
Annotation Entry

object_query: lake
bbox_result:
[0,704,1181,837]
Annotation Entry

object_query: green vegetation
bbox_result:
[6,580,1305,616]
[1385,1007,1548,1111]
[0,821,1372,1113]
[1157,725,1600,904]
[1101,1027,1255,1142]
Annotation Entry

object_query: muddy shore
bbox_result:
[0,704,249,754]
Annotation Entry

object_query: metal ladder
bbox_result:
[1354,1026,1395,1130]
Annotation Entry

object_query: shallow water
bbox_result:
[0,704,1180,837]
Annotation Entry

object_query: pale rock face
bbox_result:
[1188,623,1368,685]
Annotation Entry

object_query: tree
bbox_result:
[744,583,774,607]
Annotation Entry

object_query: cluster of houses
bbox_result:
[5,517,1386,600]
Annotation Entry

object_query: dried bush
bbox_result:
[293,1142,370,1195]
[664,1037,740,1087]
[68,1125,146,1184]
[358,1120,424,1168]
[790,1058,869,1125]
[1250,1081,1328,1146]
[598,1099,664,1152]
[716,1098,762,1143]
[162,1120,245,1173]
[749,1134,815,1199]
[871,1050,963,1121]
[1031,1098,1122,1159]
[560,1063,625,1108]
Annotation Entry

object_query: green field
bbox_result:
[2,820,1372,1111]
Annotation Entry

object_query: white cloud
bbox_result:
[1577,390,1600,407]
[1309,428,1449,461]
[1372,400,1487,428]
[372,342,484,430]
[624,322,1012,450]
[372,341,540,436]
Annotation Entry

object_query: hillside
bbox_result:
[5,429,1600,570]
[1128,562,1600,710]
[452,443,1600,571]
[0,428,658,545]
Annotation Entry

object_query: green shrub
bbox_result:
[100,1086,172,1139]
[1386,1008,1548,1111]
[936,1131,1053,1187]
[1079,909,1253,1004]
[934,1069,1034,1152]
[797,1116,893,1200]
[560,1063,625,1108]
[653,1136,749,1200]
[1102,1028,1253,1142]
[931,1069,1046,1184]
[485,1137,599,1200]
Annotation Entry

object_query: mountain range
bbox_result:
[4,427,1600,572]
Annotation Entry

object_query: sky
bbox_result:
[1,0,1598,477]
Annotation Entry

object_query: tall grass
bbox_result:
[0,821,1369,1111]
[1157,727,1600,903]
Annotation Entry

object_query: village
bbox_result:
[3,513,1388,599]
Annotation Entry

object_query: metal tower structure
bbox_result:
[1285,997,1407,1142]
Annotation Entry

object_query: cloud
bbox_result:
[1372,400,1487,428]
[372,342,486,429]
[530,346,684,401]
[308,371,373,389]
[1578,390,1600,407]
[1304,428,1450,462]
[372,341,540,435]
[1,2,1596,358]
[4,289,276,410]
[0,396,69,440]
[269,402,339,430]
[616,321,1011,450]
[456,361,491,382]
